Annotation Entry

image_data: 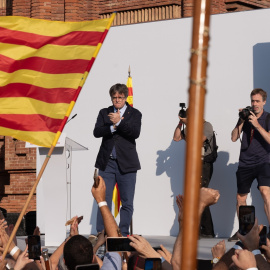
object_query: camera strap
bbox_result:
[181,125,186,140]
[250,128,254,144]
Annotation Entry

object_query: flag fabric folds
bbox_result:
[112,74,134,217]
[0,15,115,147]
[126,75,133,107]
[112,183,121,218]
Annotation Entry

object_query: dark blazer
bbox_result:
[94,102,142,173]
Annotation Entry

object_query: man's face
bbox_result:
[111,92,127,110]
[251,93,266,116]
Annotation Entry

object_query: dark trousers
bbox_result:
[200,162,214,235]
[96,158,137,236]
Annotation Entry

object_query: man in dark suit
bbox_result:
[94,83,142,236]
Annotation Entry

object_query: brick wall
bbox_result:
[0,136,36,213]
[11,0,270,22]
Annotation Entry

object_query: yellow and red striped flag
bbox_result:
[0,15,115,148]
[112,71,133,217]
[126,72,133,107]
[112,183,121,218]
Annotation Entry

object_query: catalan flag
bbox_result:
[112,70,134,217]
[126,71,133,107]
[112,183,121,218]
[0,15,115,147]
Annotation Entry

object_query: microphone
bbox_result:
[67,114,77,124]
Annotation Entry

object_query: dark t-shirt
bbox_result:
[239,111,270,167]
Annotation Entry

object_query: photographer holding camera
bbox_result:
[173,104,216,238]
[229,88,270,242]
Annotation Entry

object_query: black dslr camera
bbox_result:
[179,103,187,118]
[239,106,253,120]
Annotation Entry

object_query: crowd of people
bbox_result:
[0,177,269,270]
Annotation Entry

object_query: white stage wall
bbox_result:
[38,8,270,237]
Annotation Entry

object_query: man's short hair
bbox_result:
[109,83,129,98]
[250,88,267,101]
[63,235,93,270]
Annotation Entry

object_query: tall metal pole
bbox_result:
[180,0,211,269]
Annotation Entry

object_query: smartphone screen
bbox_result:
[75,264,99,270]
[259,225,267,246]
[144,258,162,270]
[106,237,136,252]
[28,235,41,260]
[239,206,255,235]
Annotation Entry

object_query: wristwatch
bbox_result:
[211,257,220,264]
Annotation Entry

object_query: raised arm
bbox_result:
[171,194,183,269]
[232,249,257,270]
[171,188,220,269]
[173,117,186,141]
[231,117,244,142]
[117,109,142,139]
[50,217,79,270]
[93,109,112,138]
[91,176,119,238]
[214,218,261,270]
[173,123,183,142]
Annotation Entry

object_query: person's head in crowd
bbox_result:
[63,235,93,270]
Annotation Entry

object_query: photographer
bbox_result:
[229,88,270,242]
[173,106,216,238]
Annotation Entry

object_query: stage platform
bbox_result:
[16,235,235,260]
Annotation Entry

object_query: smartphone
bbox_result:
[28,235,41,260]
[152,246,162,252]
[239,205,255,235]
[106,237,136,252]
[144,258,162,270]
[75,264,99,270]
[259,225,267,247]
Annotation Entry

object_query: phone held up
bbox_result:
[75,264,99,270]
[144,258,162,270]
[239,205,255,235]
[106,237,136,252]
[28,235,41,260]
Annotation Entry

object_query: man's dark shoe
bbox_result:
[228,232,238,242]
[200,233,215,238]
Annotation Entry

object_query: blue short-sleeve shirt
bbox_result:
[239,111,270,167]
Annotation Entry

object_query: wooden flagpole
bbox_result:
[2,145,55,259]
[180,0,211,269]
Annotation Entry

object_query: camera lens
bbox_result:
[239,106,252,120]
[179,110,187,118]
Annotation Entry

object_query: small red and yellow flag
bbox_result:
[126,71,133,107]
[112,183,121,218]
[0,15,115,147]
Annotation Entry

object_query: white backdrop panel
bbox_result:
[40,8,270,237]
